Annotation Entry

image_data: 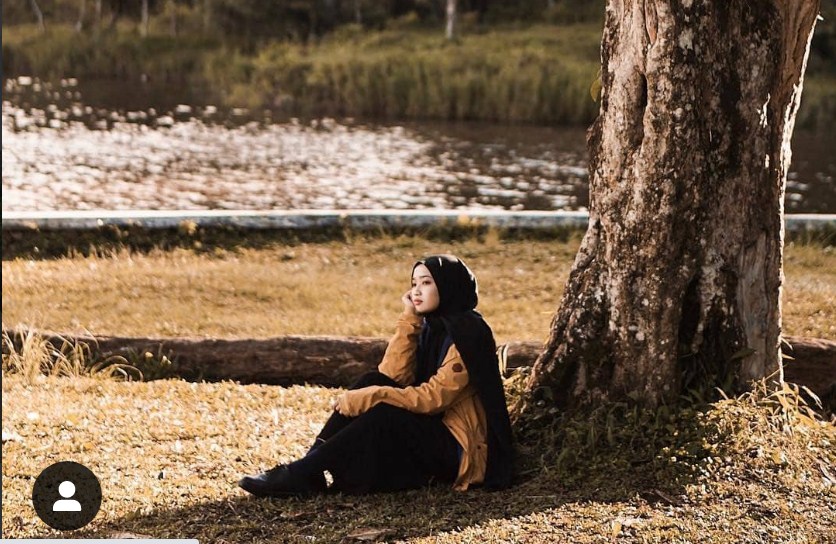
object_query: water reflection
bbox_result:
[2,76,832,214]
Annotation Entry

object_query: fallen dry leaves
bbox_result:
[3,374,835,543]
[2,375,333,540]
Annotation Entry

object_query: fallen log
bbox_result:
[782,336,836,403]
[2,328,546,386]
[3,329,833,401]
[3,330,387,386]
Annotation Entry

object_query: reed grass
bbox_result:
[796,74,836,131]
[4,22,599,124]
[231,24,601,124]
[1,328,140,384]
[5,21,832,128]
[1,22,217,83]
[2,22,600,127]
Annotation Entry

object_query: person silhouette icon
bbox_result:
[34,461,101,530]
[52,481,82,512]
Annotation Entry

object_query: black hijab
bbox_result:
[412,255,514,490]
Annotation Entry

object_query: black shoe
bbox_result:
[238,464,327,497]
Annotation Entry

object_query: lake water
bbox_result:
[2,77,833,214]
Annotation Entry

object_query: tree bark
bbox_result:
[446,0,457,41]
[202,0,211,34]
[519,0,821,412]
[29,0,46,32]
[170,5,178,37]
[141,0,150,37]
[76,0,87,32]
[354,0,362,25]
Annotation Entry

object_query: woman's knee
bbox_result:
[361,403,414,426]
[349,371,401,390]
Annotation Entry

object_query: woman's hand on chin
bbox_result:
[402,290,418,315]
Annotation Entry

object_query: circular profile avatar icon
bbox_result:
[32,461,102,531]
[52,481,82,511]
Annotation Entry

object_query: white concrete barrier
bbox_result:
[2,209,833,232]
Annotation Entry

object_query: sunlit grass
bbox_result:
[1,235,577,343]
[782,242,836,338]
[3,236,833,344]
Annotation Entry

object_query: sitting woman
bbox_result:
[238,254,514,496]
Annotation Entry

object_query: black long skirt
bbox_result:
[290,372,460,494]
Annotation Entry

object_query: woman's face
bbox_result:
[411,264,440,314]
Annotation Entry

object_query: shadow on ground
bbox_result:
[1,224,584,261]
[61,439,704,543]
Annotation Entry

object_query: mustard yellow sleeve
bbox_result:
[377,310,423,386]
[340,345,469,417]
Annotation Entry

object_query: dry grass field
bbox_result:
[2,235,835,542]
[2,371,834,542]
[2,236,833,342]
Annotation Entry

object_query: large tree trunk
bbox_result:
[520,0,821,412]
